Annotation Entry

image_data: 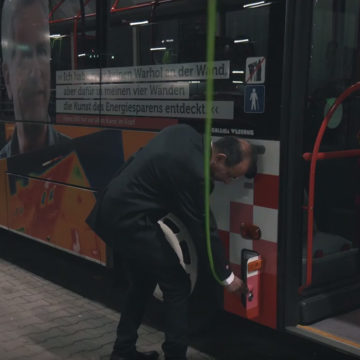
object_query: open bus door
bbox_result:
[281,1,360,357]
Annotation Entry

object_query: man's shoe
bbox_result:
[135,350,159,360]
[110,350,159,360]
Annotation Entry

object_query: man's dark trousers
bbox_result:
[113,234,191,360]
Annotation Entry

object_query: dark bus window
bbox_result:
[306,0,360,150]
[111,0,153,9]
[50,0,99,127]
[224,4,278,138]
[105,0,285,137]
[49,0,97,21]
[107,25,133,67]
[138,19,180,66]
[302,0,360,287]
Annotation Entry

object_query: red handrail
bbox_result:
[303,149,360,161]
[49,0,178,24]
[300,82,360,292]
[111,0,120,11]
[49,0,65,19]
[73,0,92,70]
[110,0,176,13]
[73,18,78,69]
[49,13,95,25]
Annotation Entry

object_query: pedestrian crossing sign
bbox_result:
[244,85,265,114]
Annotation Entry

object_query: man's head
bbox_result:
[1,0,50,123]
[210,136,257,184]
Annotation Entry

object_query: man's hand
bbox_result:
[225,275,248,295]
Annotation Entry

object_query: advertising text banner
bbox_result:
[56,100,234,120]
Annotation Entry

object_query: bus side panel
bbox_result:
[54,124,103,139]
[121,130,157,161]
[6,173,106,263]
[3,127,157,264]
[212,140,280,329]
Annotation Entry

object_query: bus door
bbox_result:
[282,1,360,357]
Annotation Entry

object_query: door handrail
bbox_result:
[303,149,360,161]
[300,82,360,293]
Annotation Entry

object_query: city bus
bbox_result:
[0,0,359,358]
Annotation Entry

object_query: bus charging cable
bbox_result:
[204,0,223,285]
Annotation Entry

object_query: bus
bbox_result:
[0,0,359,357]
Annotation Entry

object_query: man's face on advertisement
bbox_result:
[3,2,50,123]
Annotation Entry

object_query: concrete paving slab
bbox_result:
[0,257,214,359]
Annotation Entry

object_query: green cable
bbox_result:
[204,0,223,285]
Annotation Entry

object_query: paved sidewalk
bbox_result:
[0,257,214,360]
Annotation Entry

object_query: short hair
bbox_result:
[213,136,258,178]
[1,0,49,64]
[213,136,244,167]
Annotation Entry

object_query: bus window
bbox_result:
[50,0,100,126]
[305,0,360,150]
[303,0,360,287]
[107,24,133,67]
[49,0,96,21]
[106,0,285,137]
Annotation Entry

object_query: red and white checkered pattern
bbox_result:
[211,139,280,329]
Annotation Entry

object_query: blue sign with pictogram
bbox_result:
[244,85,265,114]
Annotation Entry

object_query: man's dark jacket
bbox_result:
[86,124,231,280]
